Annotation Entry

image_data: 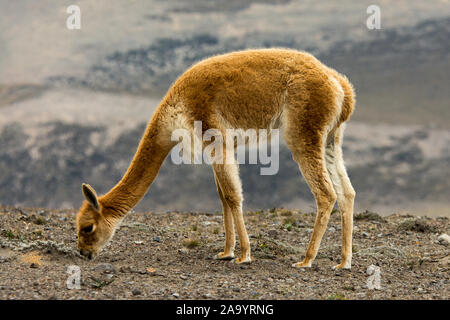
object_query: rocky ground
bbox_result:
[0,206,448,300]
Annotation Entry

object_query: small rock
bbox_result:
[95,263,117,274]
[292,221,304,228]
[362,232,370,238]
[329,227,336,233]
[180,275,188,280]
[438,255,449,267]
[105,274,114,280]
[153,236,161,243]
[437,234,450,245]
[172,292,179,298]
[133,241,144,245]
[30,263,39,269]
[267,229,278,238]
[286,278,294,283]
[120,266,132,273]
[251,290,258,296]
[132,289,142,296]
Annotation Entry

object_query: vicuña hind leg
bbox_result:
[212,163,251,264]
[286,132,337,268]
[213,170,235,260]
[325,126,355,269]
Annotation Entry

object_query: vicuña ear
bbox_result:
[82,183,100,211]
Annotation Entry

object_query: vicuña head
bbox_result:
[76,184,117,259]
[75,48,356,269]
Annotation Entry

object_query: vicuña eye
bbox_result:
[82,225,94,233]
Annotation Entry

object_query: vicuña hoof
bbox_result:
[215,252,235,260]
[332,262,351,270]
[234,256,252,264]
[292,260,312,268]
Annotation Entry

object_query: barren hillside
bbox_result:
[0,206,448,299]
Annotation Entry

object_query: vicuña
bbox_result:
[76,48,356,269]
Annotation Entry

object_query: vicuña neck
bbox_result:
[100,105,173,217]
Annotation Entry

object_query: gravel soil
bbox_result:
[0,206,448,300]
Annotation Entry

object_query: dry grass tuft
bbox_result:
[182,238,201,249]
[21,251,43,265]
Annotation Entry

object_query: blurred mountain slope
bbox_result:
[0,1,449,215]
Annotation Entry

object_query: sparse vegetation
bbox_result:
[182,238,201,249]
[90,276,115,289]
[21,252,43,266]
[4,229,15,240]
[327,293,347,300]
[355,210,386,222]
[34,215,47,225]
[280,209,293,217]
[343,286,355,291]
[398,218,437,233]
